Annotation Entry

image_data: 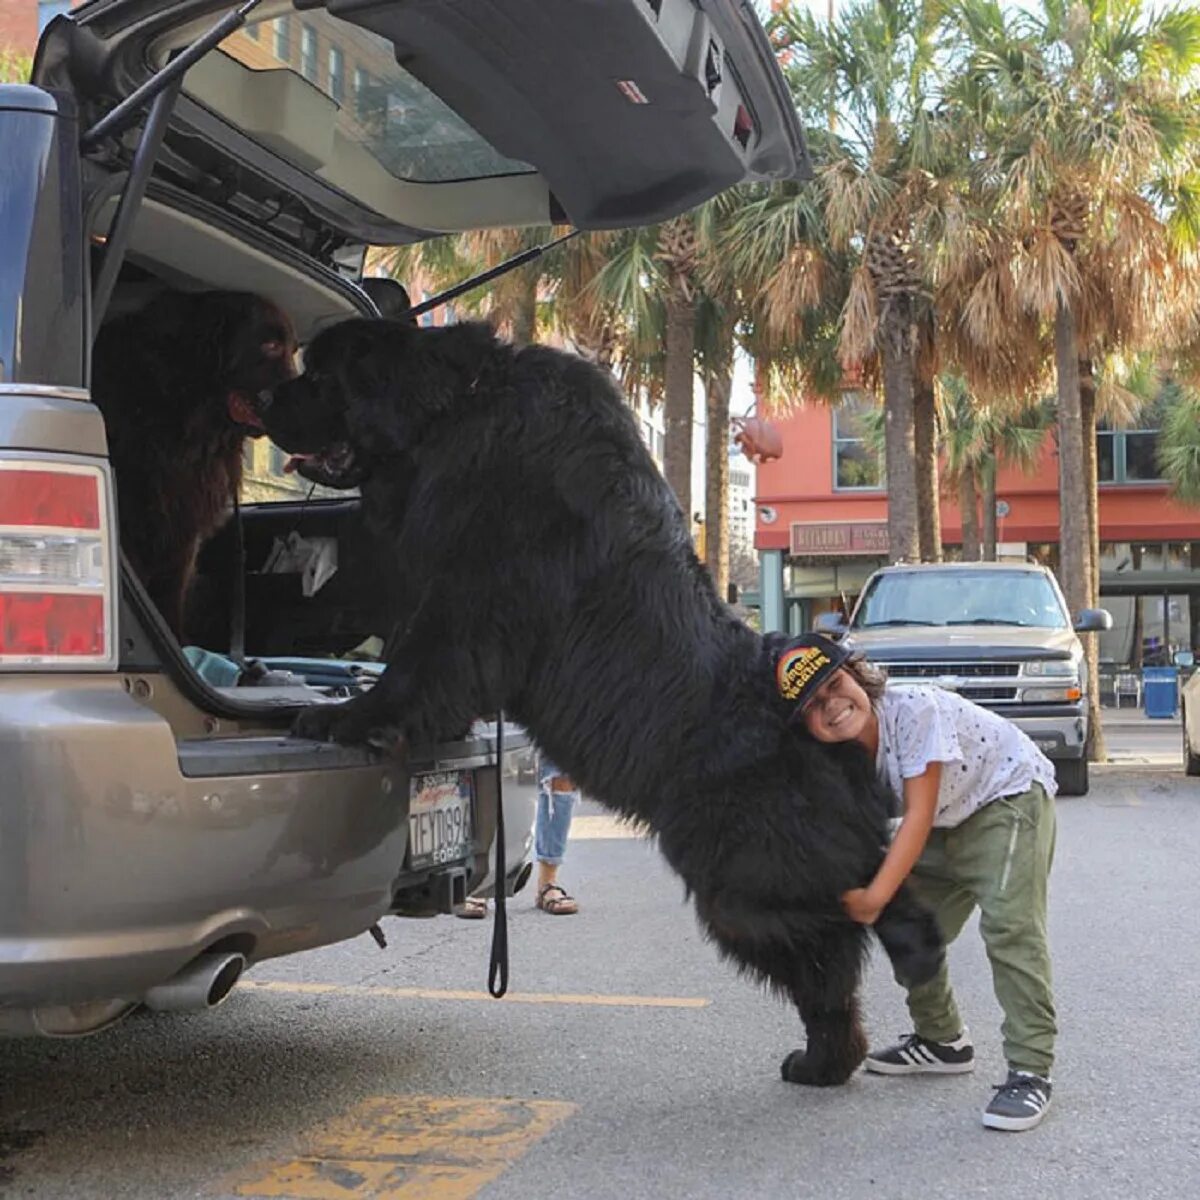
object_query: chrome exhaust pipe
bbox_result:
[142,951,246,1012]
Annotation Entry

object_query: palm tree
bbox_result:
[0,51,31,83]
[770,0,956,563]
[943,0,1200,759]
[940,376,1052,560]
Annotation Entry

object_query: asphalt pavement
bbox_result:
[1,719,1197,1200]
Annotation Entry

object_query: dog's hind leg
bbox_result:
[873,883,945,990]
[775,929,870,1087]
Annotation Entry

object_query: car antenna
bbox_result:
[402,229,582,320]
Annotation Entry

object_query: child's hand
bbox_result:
[841,887,884,925]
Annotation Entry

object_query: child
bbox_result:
[778,632,1058,1132]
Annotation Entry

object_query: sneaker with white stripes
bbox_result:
[982,1070,1052,1131]
[864,1030,975,1075]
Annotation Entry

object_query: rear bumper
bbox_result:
[0,677,532,1012]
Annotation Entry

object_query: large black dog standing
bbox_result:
[257,319,942,1086]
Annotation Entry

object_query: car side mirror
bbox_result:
[1074,608,1113,633]
[813,611,848,637]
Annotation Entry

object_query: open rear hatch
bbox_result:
[36,0,809,264]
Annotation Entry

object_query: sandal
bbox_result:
[535,883,578,915]
[453,896,488,920]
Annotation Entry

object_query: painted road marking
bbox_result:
[226,1094,576,1199]
[569,814,649,840]
[241,980,708,1009]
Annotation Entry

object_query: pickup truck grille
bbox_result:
[882,660,1022,704]
[889,662,1021,678]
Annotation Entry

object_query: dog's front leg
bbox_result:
[292,621,486,750]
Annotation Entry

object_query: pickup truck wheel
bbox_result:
[1054,757,1089,797]
[1183,707,1200,776]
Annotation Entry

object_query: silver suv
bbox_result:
[817,562,1112,796]
[1,0,806,1036]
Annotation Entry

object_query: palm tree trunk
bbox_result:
[914,379,942,562]
[981,452,998,561]
[1078,357,1106,761]
[880,314,920,563]
[1053,301,1091,615]
[663,286,697,518]
[705,366,733,599]
[1054,301,1099,762]
[959,465,981,561]
[511,270,538,348]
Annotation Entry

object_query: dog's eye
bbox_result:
[261,340,287,358]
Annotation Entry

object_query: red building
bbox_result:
[753,395,1200,668]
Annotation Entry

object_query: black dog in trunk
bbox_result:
[257,319,942,1086]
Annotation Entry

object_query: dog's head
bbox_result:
[192,291,299,436]
[92,290,299,444]
[256,318,494,488]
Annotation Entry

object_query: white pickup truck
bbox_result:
[816,562,1112,796]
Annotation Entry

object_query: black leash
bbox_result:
[487,713,509,998]
[230,492,246,666]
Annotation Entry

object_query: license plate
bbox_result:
[1033,739,1058,751]
[408,771,474,869]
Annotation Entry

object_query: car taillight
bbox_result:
[0,461,114,668]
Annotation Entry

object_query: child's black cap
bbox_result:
[771,633,851,718]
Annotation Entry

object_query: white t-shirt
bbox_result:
[875,685,1058,828]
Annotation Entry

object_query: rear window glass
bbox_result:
[192,10,535,184]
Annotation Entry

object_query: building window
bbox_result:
[354,67,370,118]
[300,24,318,82]
[1097,405,1163,485]
[273,16,291,63]
[328,47,345,104]
[833,392,884,490]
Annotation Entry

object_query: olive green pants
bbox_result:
[899,783,1058,1076]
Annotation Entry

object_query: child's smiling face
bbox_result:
[800,666,874,744]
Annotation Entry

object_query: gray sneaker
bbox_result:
[982,1070,1053,1131]
[864,1030,975,1074]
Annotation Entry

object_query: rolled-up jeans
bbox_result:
[535,756,578,866]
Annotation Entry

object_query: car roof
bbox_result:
[871,562,1049,574]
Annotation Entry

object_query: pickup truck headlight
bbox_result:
[1021,685,1083,703]
[1022,660,1076,677]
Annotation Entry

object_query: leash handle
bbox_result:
[487,713,509,998]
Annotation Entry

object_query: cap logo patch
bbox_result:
[777,645,831,701]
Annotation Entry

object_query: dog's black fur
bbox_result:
[91,290,298,638]
[258,319,943,1086]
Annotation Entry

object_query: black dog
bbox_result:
[258,319,942,1086]
[92,290,297,638]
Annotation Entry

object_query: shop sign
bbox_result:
[790,521,889,556]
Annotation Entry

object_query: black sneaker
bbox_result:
[982,1070,1052,1131]
[864,1030,975,1075]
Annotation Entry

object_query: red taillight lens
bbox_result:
[0,462,113,666]
[0,470,100,529]
[0,593,105,656]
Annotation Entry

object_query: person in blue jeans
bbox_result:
[456,751,580,918]
[533,755,579,915]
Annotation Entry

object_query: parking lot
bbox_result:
[1,715,1196,1200]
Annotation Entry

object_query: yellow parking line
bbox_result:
[225,1094,577,1199]
[241,980,708,1009]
